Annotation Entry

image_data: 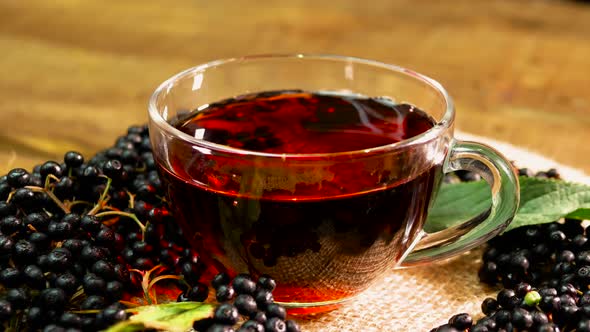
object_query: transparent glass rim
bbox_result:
[148,54,455,159]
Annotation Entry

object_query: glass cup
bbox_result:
[148,54,519,312]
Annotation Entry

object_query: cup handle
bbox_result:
[399,140,520,267]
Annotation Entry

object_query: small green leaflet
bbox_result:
[424,176,590,234]
[103,302,215,332]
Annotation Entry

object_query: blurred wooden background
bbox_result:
[1,0,589,174]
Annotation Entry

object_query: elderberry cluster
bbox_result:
[0,125,207,331]
[193,273,300,332]
[430,167,590,331]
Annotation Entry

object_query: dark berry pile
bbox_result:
[193,273,300,332]
[0,126,210,331]
[431,168,590,332]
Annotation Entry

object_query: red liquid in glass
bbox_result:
[157,90,440,307]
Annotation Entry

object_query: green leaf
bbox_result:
[103,302,215,332]
[566,208,590,221]
[425,176,590,234]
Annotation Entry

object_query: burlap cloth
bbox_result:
[295,131,590,331]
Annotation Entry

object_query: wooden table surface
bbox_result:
[1,0,589,175]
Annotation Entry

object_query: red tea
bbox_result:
[157,90,440,306]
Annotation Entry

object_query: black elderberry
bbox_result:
[531,243,550,260]
[122,247,135,262]
[476,317,496,330]
[91,260,116,280]
[83,273,107,295]
[47,248,73,271]
[7,168,31,188]
[497,289,517,308]
[176,292,190,302]
[481,297,499,316]
[133,200,153,219]
[1,215,23,233]
[0,234,14,255]
[64,151,84,168]
[511,307,533,329]
[265,303,287,320]
[0,267,23,287]
[478,261,498,284]
[0,300,13,321]
[12,187,36,209]
[186,283,209,302]
[39,288,66,310]
[58,312,82,328]
[37,254,49,270]
[539,287,558,298]
[103,159,124,180]
[62,239,84,255]
[572,234,589,251]
[213,303,239,325]
[27,306,45,327]
[549,230,567,248]
[255,289,274,309]
[133,257,155,270]
[238,320,265,332]
[285,320,301,332]
[29,173,43,187]
[252,311,267,324]
[0,201,15,217]
[42,324,66,332]
[113,264,130,283]
[558,250,576,262]
[559,294,577,307]
[233,274,257,295]
[106,280,124,300]
[532,310,549,326]
[39,161,63,180]
[234,294,257,316]
[24,265,46,289]
[0,183,10,201]
[552,262,574,276]
[72,263,86,277]
[14,239,38,263]
[80,295,106,310]
[47,221,73,240]
[554,304,581,325]
[82,165,100,179]
[28,232,50,250]
[578,319,590,332]
[54,273,79,295]
[216,284,236,302]
[540,295,561,312]
[96,305,127,327]
[257,274,277,291]
[558,283,579,297]
[131,241,154,256]
[513,283,531,298]
[80,215,102,234]
[7,287,29,309]
[492,309,512,326]
[578,251,590,266]
[95,226,116,247]
[265,317,287,332]
[121,148,139,164]
[80,245,108,264]
[61,213,81,228]
[207,325,235,332]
